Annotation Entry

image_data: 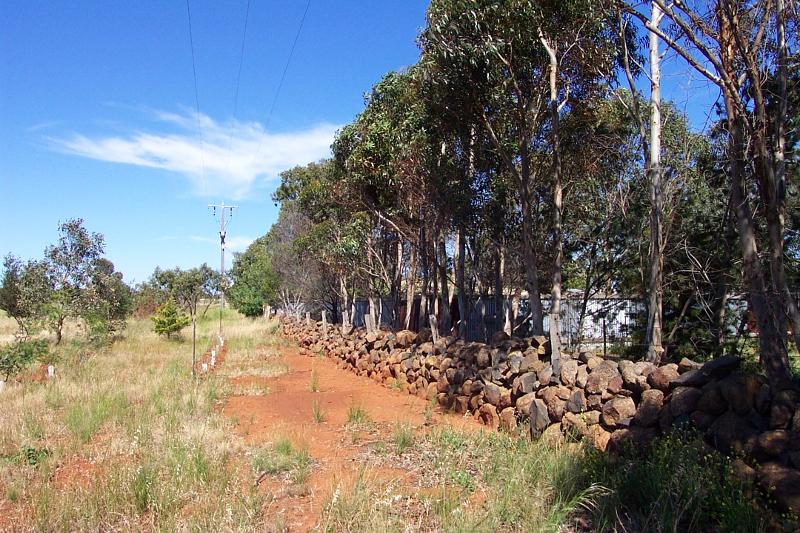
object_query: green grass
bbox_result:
[346,404,371,426]
[252,437,311,485]
[0,311,273,531]
[312,401,326,423]
[393,422,413,455]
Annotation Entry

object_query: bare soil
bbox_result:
[221,345,480,532]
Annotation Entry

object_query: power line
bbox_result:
[209,202,239,335]
[265,0,312,128]
[225,0,252,175]
[185,0,207,192]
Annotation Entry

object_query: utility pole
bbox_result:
[209,201,238,335]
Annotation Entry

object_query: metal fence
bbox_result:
[344,294,643,347]
[340,293,756,350]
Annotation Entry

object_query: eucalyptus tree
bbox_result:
[623,0,799,389]
[421,0,623,368]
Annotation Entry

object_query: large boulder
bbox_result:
[516,393,537,417]
[478,403,500,430]
[585,361,622,395]
[706,411,760,455]
[395,330,417,349]
[758,463,800,513]
[601,396,636,428]
[634,389,664,428]
[647,364,679,392]
[566,389,587,413]
[560,359,579,387]
[529,399,551,438]
[669,386,702,418]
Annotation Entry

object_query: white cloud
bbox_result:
[49,109,339,199]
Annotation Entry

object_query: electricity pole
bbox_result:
[209,202,238,335]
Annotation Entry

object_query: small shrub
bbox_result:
[309,368,319,392]
[0,339,48,380]
[151,298,190,338]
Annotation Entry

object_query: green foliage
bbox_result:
[0,339,48,380]
[227,236,279,317]
[583,430,772,531]
[151,298,190,338]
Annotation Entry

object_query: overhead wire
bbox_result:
[225,0,252,175]
[185,0,207,193]
[264,0,312,129]
[252,0,312,169]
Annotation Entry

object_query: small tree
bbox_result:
[0,339,48,381]
[151,298,190,339]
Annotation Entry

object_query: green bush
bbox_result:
[0,339,48,380]
[151,298,190,338]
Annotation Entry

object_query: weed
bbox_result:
[309,368,320,392]
[346,404,371,426]
[393,422,414,455]
[312,401,326,423]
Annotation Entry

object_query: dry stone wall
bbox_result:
[280,317,800,513]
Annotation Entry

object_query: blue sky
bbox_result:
[1,0,428,283]
[1,1,718,285]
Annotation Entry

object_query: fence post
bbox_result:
[429,314,439,344]
[322,310,328,334]
[306,312,311,326]
[342,310,350,335]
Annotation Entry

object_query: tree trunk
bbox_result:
[437,231,451,333]
[494,243,504,335]
[455,226,468,338]
[520,189,544,336]
[404,245,417,330]
[540,31,563,376]
[644,1,665,364]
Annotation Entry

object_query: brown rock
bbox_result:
[586,356,603,370]
[560,359,578,387]
[758,462,800,513]
[587,394,603,410]
[453,396,470,414]
[587,424,611,451]
[576,364,589,388]
[539,386,566,421]
[498,407,516,432]
[634,389,664,428]
[678,357,702,373]
[647,364,679,392]
[669,386,702,418]
[697,383,727,416]
[516,393,537,417]
[566,389,587,413]
[395,330,417,349]
[758,430,789,456]
[585,361,622,395]
[618,360,639,387]
[529,399,551,438]
[690,410,717,431]
[541,423,564,446]
[517,372,539,395]
[601,396,636,427]
[478,403,499,430]
[536,364,553,385]
[707,411,759,455]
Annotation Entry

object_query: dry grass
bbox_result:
[0,311,285,531]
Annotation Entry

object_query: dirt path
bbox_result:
[222,344,480,532]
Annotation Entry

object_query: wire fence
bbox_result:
[340,293,755,350]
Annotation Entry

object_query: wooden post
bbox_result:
[429,314,439,344]
[306,312,311,326]
[322,310,328,334]
[342,310,350,335]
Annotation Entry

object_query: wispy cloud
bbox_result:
[49,108,338,199]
